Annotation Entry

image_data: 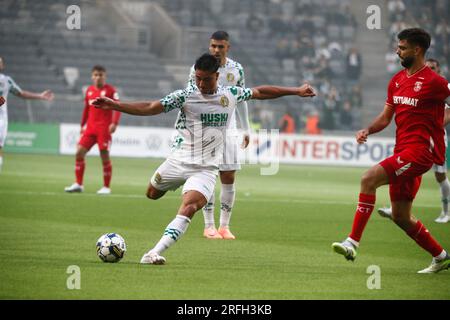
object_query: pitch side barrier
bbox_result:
[56,123,402,168]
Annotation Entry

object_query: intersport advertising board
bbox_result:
[59,124,396,167]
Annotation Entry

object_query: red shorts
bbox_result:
[78,128,111,151]
[379,148,433,201]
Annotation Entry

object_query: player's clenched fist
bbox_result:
[92,97,117,110]
[356,129,369,144]
[298,84,316,97]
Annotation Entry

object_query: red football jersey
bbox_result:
[386,65,450,165]
[81,84,121,129]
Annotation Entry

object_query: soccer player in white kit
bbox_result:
[0,57,54,172]
[187,31,250,240]
[378,58,450,223]
[92,53,316,264]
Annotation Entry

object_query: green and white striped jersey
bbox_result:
[188,57,249,131]
[160,84,252,167]
[0,73,22,118]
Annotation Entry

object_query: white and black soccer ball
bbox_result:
[96,233,127,263]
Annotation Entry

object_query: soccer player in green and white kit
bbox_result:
[0,57,54,173]
[187,31,251,240]
[93,53,315,264]
[378,58,450,223]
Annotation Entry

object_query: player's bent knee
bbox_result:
[146,187,164,200]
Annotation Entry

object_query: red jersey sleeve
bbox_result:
[433,76,450,103]
[81,93,89,127]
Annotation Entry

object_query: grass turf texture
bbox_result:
[0,153,449,299]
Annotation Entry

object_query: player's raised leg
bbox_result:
[141,190,207,264]
[390,200,450,273]
[65,145,89,193]
[332,164,389,261]
[218,170,237,240]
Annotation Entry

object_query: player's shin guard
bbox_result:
[219,183,235,228]
[406,220,444,257]
[439,179,450,214]
[151,215,191,255]
[75,159,85,185]
[348,193,376,243]
[103,161,112,188]
[202,193,215,228]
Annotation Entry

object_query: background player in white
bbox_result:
[93,53,316,264]
[378,58,450,223]
[0,56,54,172]
[188,31,251,240]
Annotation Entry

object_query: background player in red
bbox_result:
[332,28,450,273]
[65,65,121,195]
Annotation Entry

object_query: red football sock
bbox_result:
[103,161,112,188]
[75,159,85,185]
[349,193,376,242]
[406,220,443,257]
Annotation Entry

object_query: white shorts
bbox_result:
[219,134,241,171]
[150,158,218,201]
[0,115,7,148]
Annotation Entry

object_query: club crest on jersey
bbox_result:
[220,96,229,107]
[153,172,162,184]
[413,81,422,92]
[226,73,235,83]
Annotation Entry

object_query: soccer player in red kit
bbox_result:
[332,28,450,273]
[65,65,121,195]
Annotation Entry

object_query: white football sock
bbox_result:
[0,156,2,173]
[202,193,215,228]
[439,179,450,215]
[219,184,235,228]
[150,215,191,255]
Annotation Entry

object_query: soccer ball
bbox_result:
[96,233,127,263]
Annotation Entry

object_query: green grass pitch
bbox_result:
[0,153,449,299]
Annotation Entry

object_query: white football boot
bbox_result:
[434,213,449,224]
[377,206,392,219]
[140,252,166,265]
[417,254,450,274]
[97,186,111,195]
[64,183,84,193]
[332,240,357,261]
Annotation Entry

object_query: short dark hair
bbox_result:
[194,53,220,73]
[210,30,229,41]
[92,65,106,73]
[397,28,431,53]
[426,58,440,67]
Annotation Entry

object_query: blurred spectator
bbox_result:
[279,111,296,134]
[385,45,400,76]
[388,0,406,22]
[346,47,362,81]
[247,13,264,36]
[339,101,353,130]
[350,85,363,109]
[304,110,322,134]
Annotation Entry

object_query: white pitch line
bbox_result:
[0,190,440,209]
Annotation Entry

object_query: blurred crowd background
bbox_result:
[1,0,448,135]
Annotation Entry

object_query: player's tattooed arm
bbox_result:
[92,97,164,116]
[356,104,394,144]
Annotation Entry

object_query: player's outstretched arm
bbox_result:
[19,90,54,101]
[92,97,164,116]
[251,83,316,100]
[356,104,394,144]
